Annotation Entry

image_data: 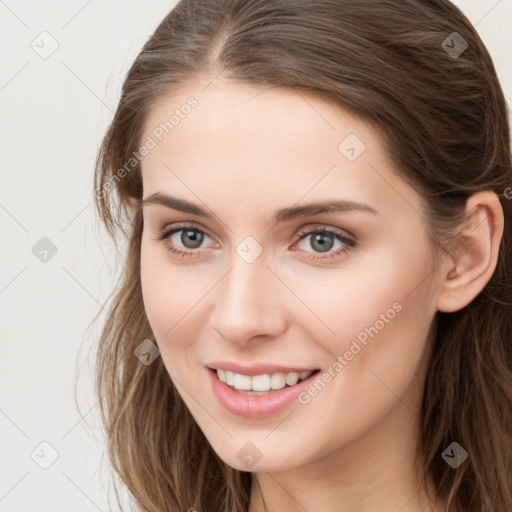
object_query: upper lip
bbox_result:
[206,361,319,376]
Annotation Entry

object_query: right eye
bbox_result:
[154,223,216,258]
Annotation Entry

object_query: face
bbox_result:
[138,79,445,473]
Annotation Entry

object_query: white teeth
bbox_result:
[233,373,252,390]
[285,372,300,386]
[299,370,312,380]
[270,372,286,390]
[251,374,271,391]
[215,369,315,392]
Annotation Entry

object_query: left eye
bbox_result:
[295,228,355,255]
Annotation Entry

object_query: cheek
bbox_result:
[140,242,192,345]
[309,259,436,416]
[140,239,216,364]
[287,243,436,371]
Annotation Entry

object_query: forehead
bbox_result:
[139,79,422,221]
[141,79,371,161]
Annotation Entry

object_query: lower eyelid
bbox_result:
[292,238,353,259]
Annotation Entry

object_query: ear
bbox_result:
[437,190,504,313]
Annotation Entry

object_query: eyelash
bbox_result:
[153,222,356,262]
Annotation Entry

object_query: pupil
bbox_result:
[311,233,333,253]
[182,229,204,249]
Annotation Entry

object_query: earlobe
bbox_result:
[437,191,504,313]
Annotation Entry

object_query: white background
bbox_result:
[0,1,511,511]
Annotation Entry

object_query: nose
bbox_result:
[209,255,287,346]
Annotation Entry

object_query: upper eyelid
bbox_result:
[296,224,355,240]
[161,222,214,240]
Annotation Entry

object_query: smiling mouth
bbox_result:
[209,367,321,395]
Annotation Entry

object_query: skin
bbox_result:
[133,78,503,512]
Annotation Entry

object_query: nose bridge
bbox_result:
[210,248,285,343]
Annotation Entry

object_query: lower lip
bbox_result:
[207,367,320,419]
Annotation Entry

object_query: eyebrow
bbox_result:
[140,192,378,224]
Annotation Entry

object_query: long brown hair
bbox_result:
[91,1,512,510]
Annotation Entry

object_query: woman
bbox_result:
[92,1,512,511]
